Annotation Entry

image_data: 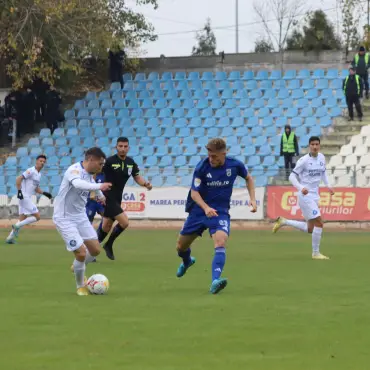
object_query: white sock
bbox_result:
[16,216,38,228]
[73,259,86,288]
[312,227,323,255]
[285,219,308,232]
[85,249,95,265]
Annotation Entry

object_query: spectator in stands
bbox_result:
[280,124,299,181]
[343,66,363,122]
[30,78,49,122]
[352,46,370,99]
[23,87,36,134]
[109,43,125,89]
[5,90,22,139]
[45,86,62,133]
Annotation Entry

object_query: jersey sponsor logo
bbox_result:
[194,178,201,188]
[207,180,230,187]
[206,173,212,178]
[308,169,322,177]
[127,165,133,176]
[226,169,232,177]
[112,164,120,170]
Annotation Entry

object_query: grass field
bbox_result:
[0,228,370,370]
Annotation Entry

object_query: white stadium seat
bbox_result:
[355,173,368,187]
[359,154,370,167]
[328,155,343,167]
[350,134,364,147]
[364,136,370,147]
[360,125,370,136]
[344,153,358,166]
[333,164,348,177]
[340,144,353,156]
[363,167,370,176]
[38,197,51,207]
[335,176,352,187]
[354,145,368,156]
[9,196,18,206]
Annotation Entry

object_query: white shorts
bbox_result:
[298,193,321,221]
[19,198,38,215]
[53,216,98,252]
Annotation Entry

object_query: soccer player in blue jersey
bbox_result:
[176,138,257,294]
[86,172,105,223]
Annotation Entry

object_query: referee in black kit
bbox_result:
[97,137,152,260]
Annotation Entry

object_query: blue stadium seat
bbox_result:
[296,98,309,109]
[228,71,240,81]
[263,90,276,100]
[329,107,341,118]
[113,91,124,100]
[46,156,58,170]
[188,71,200,80]
[160,71,172,80]
[265,126,276,137]
[302,79,314,90]
[258,108,269,118]
[205,80,217,91]
[28,137,40,148]
[330,79,342,90]
[231,81,244,90]
[146,118,158,129]
[316,79,329,90]
[173,108,185,118]
[39,128,51,139]
[259,80,271,91]
[326,69,338,79]
[106,127,119,139]
[217,117,231,129]
[304,117,317,128]
[158,156,172,168]
[235,90,248,99]
[238,98,251,109]
[200,107,212,119]
[283,70,297,80]
[135,127,147,138]
[197,137,209,147]
[132,118,145,129]
[141,146,154,157]
[164,127,176,138]
[262,155,275,166]
[182,99,194,110]
[215,108,227,119]
[207,127,219,137]
[173,155,187,168]
[261,117,273,128]
[5,156,17,167]
[86,91,97,100]
[292,90,304,99]
[214,71,226,82]
[149,127,162,138]
[147,72,159,81]
[256,70,268,80]
[65,119,77,129]
[311,98,323,109]
[266,98,279,109]
[325,97,337,109]
[117,109,130,119]
[315,107,328,118]
[134,73,145,82]
[71,146,83,159]
[230,108,241,118]
[286,107,298,118]
[275,117,287,128]
[154,98,167,109]
[188,155,201,168]
[161,118,173,128]
[246,80,258,91]
[226,136,238,146]
[228,145,241,156]
[173,118,186,129]
[180,90,192,100]
[201,71,213,81]
[273,80,286,90]
[277,89,289,99]
[50,175,62,189]
[255,175,268,187]
[76,119,89,129]
[60,156,72,169]
[176,81,188,91]
[16,147,28,158]
[253,98,264,109]
[236,127,248,137]
[312,69,324,79]
[80,127,93,139]
[297,70,310,80]
[64,109,75,120]
[288,79,300,89]
[250,90,263,100]
[101,99,112,110]
[248,155,260,166]
[156,145,168,157]
[190,80,203,92]
[106,118,118,129]
[271,107,283,119]
[44,146,56,157]
[167,137,180,148]
[321,89,333,99]
[110,82,121,92]
[306,89,318,100]
[246,117,258,128]
[240,70,253,80]
[243,108,254,119]
[299,135,310,148]
[269,70,281,80]
[99,91,111,100]
[291,117,302,128]
[121,127,134,137]
[221,89,232,99]
[193,128,206,138]
[319,116,332,128]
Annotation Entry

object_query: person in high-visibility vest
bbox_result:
[352,45,370,98]
[343,66,363,122]
[280,124,299,181]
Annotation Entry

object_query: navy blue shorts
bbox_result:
[180,212,230,237]
[86,200,105,222]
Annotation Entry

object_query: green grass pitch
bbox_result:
[0,228,370,370]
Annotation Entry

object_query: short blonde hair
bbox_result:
[206,138,227,152]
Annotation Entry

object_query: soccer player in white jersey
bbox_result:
[6,155,52,244]
[272,136,334,260]
[53,147,112,296]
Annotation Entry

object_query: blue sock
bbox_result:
[178,248,191,266]
[212,247,226,281]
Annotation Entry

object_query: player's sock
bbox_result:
[73,259,86,288]
[15,216,38,228]
[97,224,108,243]
[106,224,125,246]
[178,248,192,266]
[285,219,308,232]
[312,227,323,255]
[212,247,226,281]
[85,250,95,265]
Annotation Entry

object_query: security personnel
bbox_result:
[96,137,152,260]
[280,124,299,181]
[352,46,370,99]
[343,66,363,122]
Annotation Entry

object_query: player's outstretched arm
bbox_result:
[71,178,112,192]
[35,187,52,199]
[15,175,24,199]
[245,174,257,212]
[134,175,152,190]
[190,190,218,217]
[289,172,308,195]
[321,170,334,195]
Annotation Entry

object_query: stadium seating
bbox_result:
[0,67,354,193]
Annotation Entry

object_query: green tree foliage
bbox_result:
[192,18,217,56]
[286,10,341,51]
[254,38,274,53]
[0,0,158,89]
[341,0,361,56]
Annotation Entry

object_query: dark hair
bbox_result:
[36,155,47,160]
[309,136,320,144]
[117,137,129,144]
[85,147,106,159]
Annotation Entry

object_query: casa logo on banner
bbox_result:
[121,191,146,213]
[267,186,370,221]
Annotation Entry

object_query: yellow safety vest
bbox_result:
[354,53,369,66]
[282,132,295,153]
[343,75,361,95]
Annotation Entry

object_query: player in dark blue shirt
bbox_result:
[86,172,105,223]
[176,138,257,294]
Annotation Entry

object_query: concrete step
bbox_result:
[334,121,368,131]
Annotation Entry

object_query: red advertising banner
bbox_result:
[267,187,370,221]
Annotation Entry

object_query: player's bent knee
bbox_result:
[212,231,228,248]
[74,246,87,262]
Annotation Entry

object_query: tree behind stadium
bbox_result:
[0,0,158,89]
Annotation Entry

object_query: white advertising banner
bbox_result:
[122,187,265,220]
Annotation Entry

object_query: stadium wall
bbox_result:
[138,50,353,73]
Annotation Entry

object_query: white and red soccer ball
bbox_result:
[87,274,110,295]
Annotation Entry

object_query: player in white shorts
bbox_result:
[6,155,52,244]
[272,136,334,260]
[53,147,112,296]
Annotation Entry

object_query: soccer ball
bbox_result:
[87,274,110,295]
